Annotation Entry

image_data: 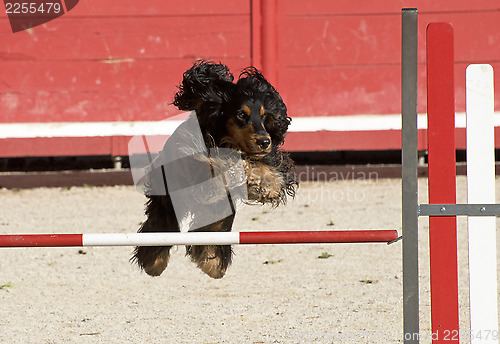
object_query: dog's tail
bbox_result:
[173,60,235,112]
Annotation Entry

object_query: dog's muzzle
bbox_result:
[256,136,271,150]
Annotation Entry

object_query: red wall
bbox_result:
[277,1,500,151]
[0,0,499,157]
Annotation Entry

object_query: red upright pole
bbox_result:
[426,23,460,343]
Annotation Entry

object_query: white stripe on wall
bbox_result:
[0,113,499,139]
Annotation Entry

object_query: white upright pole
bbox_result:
[466,64,498,343]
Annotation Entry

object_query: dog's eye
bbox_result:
[237,111,248,120]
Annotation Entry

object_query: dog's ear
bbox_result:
[173,60,235,112]
[237,68,291,146]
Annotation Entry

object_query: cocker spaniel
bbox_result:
[131,60,297,279]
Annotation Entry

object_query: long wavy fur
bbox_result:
[132,60,298,279]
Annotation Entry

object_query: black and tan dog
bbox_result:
[131,60,297,279]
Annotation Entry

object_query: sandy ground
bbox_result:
[0,176,498,344]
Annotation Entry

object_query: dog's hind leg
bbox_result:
[186,214,234,279]
[131,195,180,276]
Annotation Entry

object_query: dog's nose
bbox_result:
[256,137,271,149]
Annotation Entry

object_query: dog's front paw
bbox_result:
[132,246,171,277]
[186,244,232,279]
[245,161,284,204]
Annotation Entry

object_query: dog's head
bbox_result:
[173,61,291,158]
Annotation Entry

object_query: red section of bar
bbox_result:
[0,234,83,247]
[426,23,460,343]
[239,230,398,244]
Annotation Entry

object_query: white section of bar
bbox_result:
[82,232,240,246]
[466,64,498,343]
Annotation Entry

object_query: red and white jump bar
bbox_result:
[0,230,398,247]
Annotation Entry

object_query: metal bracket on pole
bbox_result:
[419,204,500,217]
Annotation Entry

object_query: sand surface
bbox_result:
[0,176,498,343]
